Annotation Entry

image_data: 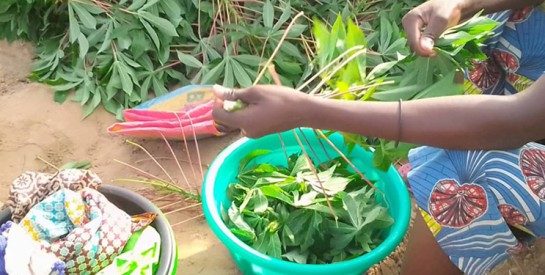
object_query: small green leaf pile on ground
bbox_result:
[222,150,393,264]
[311,14,500,170]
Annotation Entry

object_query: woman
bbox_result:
[212,0,545,274]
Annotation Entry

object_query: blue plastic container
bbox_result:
[202,128,411,275]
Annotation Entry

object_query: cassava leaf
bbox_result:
[259,185,293,205]
[177,51,203,68]
[77,33,89,59]
[71,2,97,30]
[262,0,274,28]
[283,249,308,264]
[228,202,255,234]
[367,61,398,81]
[138,11,178,37]
[68,5,80,43]
[253,231,282,259]
[231,60,253,88]
[140,19,160,50]
[235,55,262,67]
[225,149,393,264]
[343,194,363,228]
[239,149,270,172]
[252,190,269,213]
[139,0,160,11]
[230,229,256,244]
[127,0,147,11]
[82,90,101,118]
[60,161,91,170]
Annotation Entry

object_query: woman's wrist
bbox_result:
[457,0,479,20]
[294,94,323,129]
[460,0,544,19]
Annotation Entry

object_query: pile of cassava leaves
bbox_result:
[222,150,393,264]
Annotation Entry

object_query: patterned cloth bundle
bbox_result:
[0,169,162,275]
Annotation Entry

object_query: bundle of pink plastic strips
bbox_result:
[107,85,224,140]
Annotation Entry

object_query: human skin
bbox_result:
[212,0,545,274]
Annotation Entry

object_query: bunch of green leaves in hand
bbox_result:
[310,14,499,170]
[371,14,500,101]
[222,150,393,264]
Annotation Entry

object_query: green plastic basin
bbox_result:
[202,128,411,275]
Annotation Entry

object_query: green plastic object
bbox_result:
[202,128,411,275]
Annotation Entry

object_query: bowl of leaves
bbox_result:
[202,128,411,274]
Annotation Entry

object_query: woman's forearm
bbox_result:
[461,0,544,18]
[301,84,543,150]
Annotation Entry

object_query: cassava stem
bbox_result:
[125,140,176,185]
[253,11,305,85]
[309,49,368,95]
[36,156,60,171]
[267,65,290,163]
[159,132,194,194]
[315,130,389,208]
[296,46,364,92]
[113,159,170,184]
[174,112,199,181]
[291,129,338,220]
[185,111,205,183]
[267,65,337,220]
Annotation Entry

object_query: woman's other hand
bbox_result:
[402,0,466,57]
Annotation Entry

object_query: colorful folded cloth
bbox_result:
[19,188,157,275]
[7,169,102,223]
[0,221,65,275]
[97,226,161,275]
[0,223,7,275]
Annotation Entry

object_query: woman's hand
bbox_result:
[402,0,545,57]
[212,85,314,138]
[402,0,466,57]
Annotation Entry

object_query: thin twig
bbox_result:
[35,156,59,171]
[174,113,198,181]
[125,140,176,184]
[114,178,200,201]
[322,80,396,99]
[298,129,328,170]
[309,49,368,95]
[171,213,205,227]
[150,193,178,203]
[267,65,337,220]
[159,133,194,194]
[314,130,385,200]
[185,112,205,183]
[267,66,290,163]
[113,159,171,184]
[313,129,333,162]
[163,203,203,215]
[291,129,337,220]
[134,157,210,168]
[253,11,305,84]
[296,46,364,91]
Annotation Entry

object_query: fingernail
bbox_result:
[421,37,434,51]
[212,84,224,92]
[213,121,230,133]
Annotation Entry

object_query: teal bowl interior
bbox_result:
[202,128,411,275]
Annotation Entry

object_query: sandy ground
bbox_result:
[0,40,544,275]
[0,40,241,275]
